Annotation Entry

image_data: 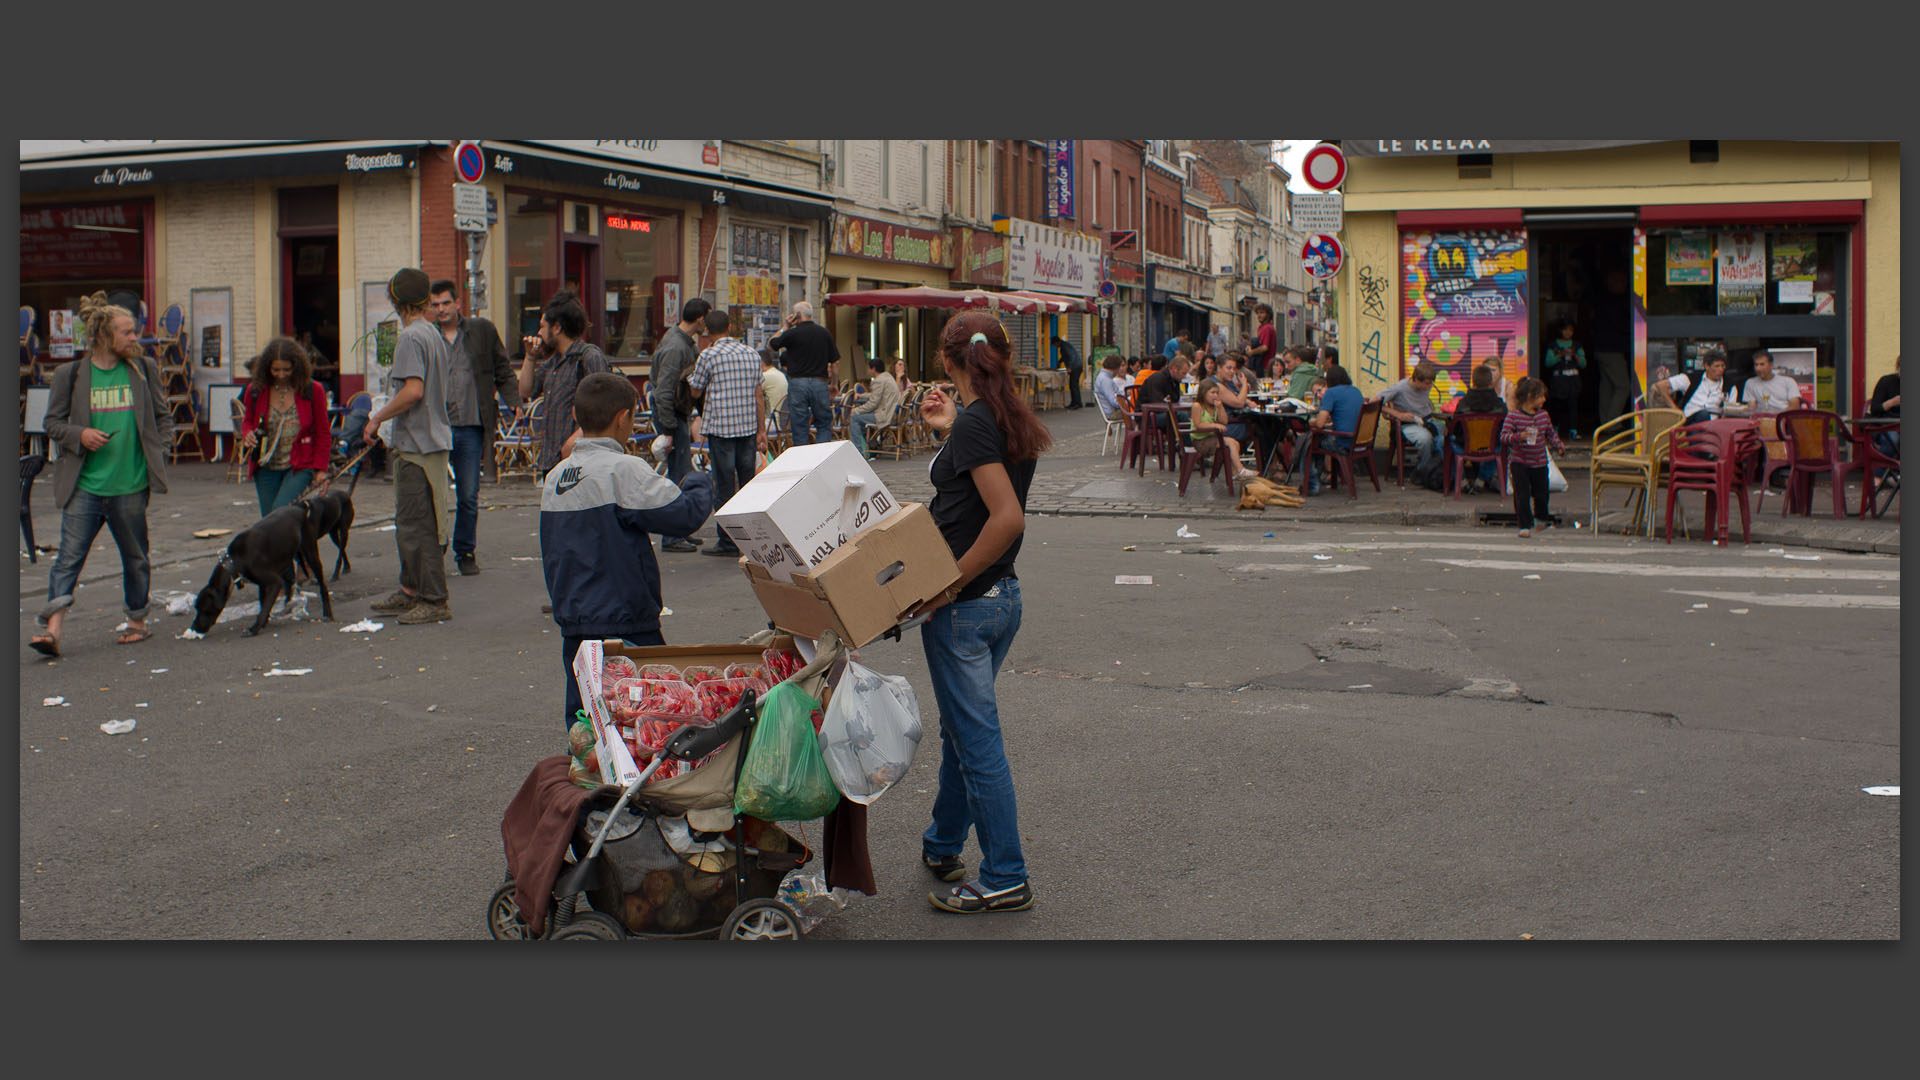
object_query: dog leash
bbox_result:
[298,441,377,500]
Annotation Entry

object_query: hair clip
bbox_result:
[970,332,988,344]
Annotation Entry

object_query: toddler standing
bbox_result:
[1500,377,1564,538]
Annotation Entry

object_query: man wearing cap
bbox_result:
[363,268,456,625]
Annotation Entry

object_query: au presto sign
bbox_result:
[830,214,951,267]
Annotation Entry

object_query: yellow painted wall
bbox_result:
[1863,142,1901,388]
[1337,211,1401,404]
[1346,141,1875,211]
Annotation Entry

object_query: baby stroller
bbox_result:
[490,633,844,941]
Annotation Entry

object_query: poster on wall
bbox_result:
[49,309,76,358]
[360,282,398,370]
[1771,233,1817,305]
[1768,347,1819,409]
[1715,231,1764,316]
[1665,232,1713,285]
[728,224,783,342]
[190,287,233,372]
[1401,229,1529,402]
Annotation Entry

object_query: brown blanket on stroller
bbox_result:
[501,755,598,937]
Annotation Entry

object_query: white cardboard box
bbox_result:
[714,440,902,583]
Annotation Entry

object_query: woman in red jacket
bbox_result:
[240,336,332,515]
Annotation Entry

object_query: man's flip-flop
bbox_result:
[29,635,60,658]
[116,626,152,645]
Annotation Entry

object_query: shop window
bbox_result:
[1689,140,1720,164]
[505,191,560,342]
[602,204,681,358]
[19,200,153,353]
[1647,229,1843,318]
[1457,153,1492,179]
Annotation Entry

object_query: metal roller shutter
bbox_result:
[1400,226,1529,404]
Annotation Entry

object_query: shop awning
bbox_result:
[19,140,432,192]
[1168,295,1233,317]
[483,141,835,221]
[825,287,1046,314]
[1002,290,1094,313]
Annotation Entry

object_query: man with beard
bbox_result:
[428,279,518,575]
[30,292,174,657]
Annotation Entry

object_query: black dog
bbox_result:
[189,502,335,636]
[299,487,357,578]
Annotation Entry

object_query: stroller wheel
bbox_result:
[548,912,626,941]
[721,899,803,941]
[486,882,534,940]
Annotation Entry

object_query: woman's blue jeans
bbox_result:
[919,577,1027,891]
[253,468,316,516]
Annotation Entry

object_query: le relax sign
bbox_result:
[1346,139,1661,157]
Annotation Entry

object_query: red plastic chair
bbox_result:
[1773,409,1864,518]
[1845,419,1900,521]
[1118,402,1150,474]
[1442,412,1509,499]
[1304,399,1384,500]
[1664,424,1752,544]
[1177,424,1238,497]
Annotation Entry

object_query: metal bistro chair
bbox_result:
[20,453,47,561]
[1589,407,1684,537]
[496,397,540,480]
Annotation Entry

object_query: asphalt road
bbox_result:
[16,473,1899,939]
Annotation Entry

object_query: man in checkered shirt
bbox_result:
[688,307,768,557]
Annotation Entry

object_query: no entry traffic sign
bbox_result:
[1302,234,1343,279]
[454,141,486,184]
[1301,142,1346,192]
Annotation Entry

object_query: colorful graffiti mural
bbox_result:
[1631,227,1649,399]
[1401,230,1528,405]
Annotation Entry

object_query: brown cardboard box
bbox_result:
[738,502,960,648]
[601,638,798,669]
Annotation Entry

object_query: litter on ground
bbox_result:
[1523,574,1542,580]
[1175,525,1199,538]
[192,528,233,539]
[262,668,314,677]
[100,719,137,735]
[1862,786,1899,797]
[1783,553,1821,561]
[1115,575,1153,585]
[338,619,385,633]
[41,696,66,707]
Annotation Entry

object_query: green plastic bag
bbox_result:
[734,682,842,821]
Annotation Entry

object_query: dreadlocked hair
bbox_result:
[939,311,1053,463]
[77,291,133,351]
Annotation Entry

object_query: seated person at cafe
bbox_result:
[1652,355,1745,425]
[1190,378,1257,481]
[1134,355,1158,389]
[1381,359,1447,485]
[1286,346,1322,400]
[1867,354,1899,458]
[1306,376,1328,409]
[1213,353,1254,447]
[1297,364,1364,495]
[1451,364,1508,494]
[1093,353,1126,417]
[1742,350,1802,416]
[1139,354,1190,436]
[1479,358,1517,412]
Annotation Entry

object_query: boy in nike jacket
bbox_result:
[542,373,715,730]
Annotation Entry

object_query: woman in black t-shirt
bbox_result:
[904,312,1052,915]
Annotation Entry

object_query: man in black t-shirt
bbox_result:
[767,301,840,446]
[1138,354,1188,438]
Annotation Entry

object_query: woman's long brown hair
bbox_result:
[938,312,1052,462]
[249,336,315,400]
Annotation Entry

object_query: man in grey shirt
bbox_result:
[649,296,713,553]
[1380,359,1444,481]
[364,267,455,625]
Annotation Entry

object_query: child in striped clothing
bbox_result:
[1500,377,1564,537]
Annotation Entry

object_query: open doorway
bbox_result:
[1530,227,1634,439]
[278,186,340,400]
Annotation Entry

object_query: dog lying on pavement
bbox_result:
[189,501,336,636]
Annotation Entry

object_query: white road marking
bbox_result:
[1229,563,1371,574]
[1425,558,1900,582]
[1185,539,1896,563]
[1664,589,1901,610]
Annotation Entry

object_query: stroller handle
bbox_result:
[663,690,756,762]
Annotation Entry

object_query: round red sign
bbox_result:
[1301,143,1346,192]
[454,141,486,184]
[1301,234,1344,279]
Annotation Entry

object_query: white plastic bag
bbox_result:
[1545,451,1568,493]
[369,392,395,447]
[817,659,923,805]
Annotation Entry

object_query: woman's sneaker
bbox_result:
[929,880,1033,914]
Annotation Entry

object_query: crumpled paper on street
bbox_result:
[262,667,314,677]
[100,719,137,735]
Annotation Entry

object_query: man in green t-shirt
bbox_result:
[32,295,173,657]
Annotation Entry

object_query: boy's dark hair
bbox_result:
[430,279,458,297]
[574,372,637,433]
[1515,376,1548,404]
[1471,365,1494,389]
[1101,354,1123,371]
[868,354,886,372]
[543,290,587,338]
[1324,364,1352,387]
[760,347,776,366]
[703,308,732,336]
[681,297,712,325]
[1150,354,1170,371]
[1319,344,1339,365]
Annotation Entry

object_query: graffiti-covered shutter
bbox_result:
[1400,227,1529,406]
